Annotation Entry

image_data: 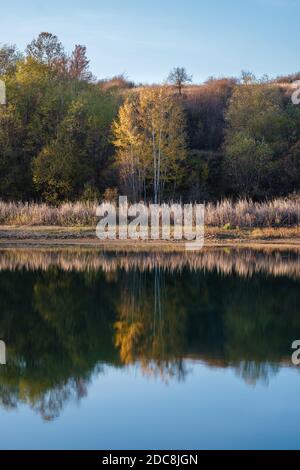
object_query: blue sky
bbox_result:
[1,0,299,83]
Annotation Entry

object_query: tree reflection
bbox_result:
[0,269,117,420]
[0,250,298,419]
[234,361,279,387]
[114,267,188,382]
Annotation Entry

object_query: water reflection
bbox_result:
[0,247,299,420]
[0,247,299,278]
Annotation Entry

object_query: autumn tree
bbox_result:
[68,45,92,81]
[167,67,192,95]
[113,97,145,201]
[140,87,187,202]
[113,86,187,203]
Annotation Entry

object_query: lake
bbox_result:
[0,247,299,450]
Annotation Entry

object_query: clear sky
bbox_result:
[1,0,299,83]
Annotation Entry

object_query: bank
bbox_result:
[0,225,299,250]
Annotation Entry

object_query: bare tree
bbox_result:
[167,67,192,95]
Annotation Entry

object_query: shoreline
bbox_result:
[0,225,299,251]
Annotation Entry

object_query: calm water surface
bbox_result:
[0,248,299,450]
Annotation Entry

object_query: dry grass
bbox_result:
[0,201,98,226]
[249,227,300,239]
[205,198,300,228]
[0,198,299,228]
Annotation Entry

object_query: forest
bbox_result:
[0,32,300,204]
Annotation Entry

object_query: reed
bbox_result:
[0,198,299,228]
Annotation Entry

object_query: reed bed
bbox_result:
[0,198,299,228]
[205,198,300,228]
[0,201,98,226]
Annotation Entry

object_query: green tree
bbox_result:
[0,57,71,199]
[26,32,65,67]
[224,79,291,197]
[0,34,119,202]
[0,44,22,76]
[33,91,118,202]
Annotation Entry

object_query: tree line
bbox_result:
[0,32,299,203]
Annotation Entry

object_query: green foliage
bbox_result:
[180,150,225,201]
[0,34,120,202]
[0,43,22,76]
[26,32,65,67]
[224,79,300,198]
[33,92,119,202]
[0,34,299,203]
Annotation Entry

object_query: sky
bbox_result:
[1,0,300,83]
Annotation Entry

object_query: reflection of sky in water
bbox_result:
[0,248,299,449]
[1,363,300,450]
